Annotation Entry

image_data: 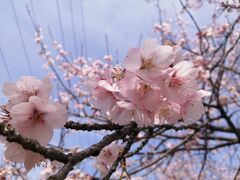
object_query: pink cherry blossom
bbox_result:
[3,76,52,111]
[9,96,67,146]
[153,22,172,35]
[2,94,67,171]
[172,45,183,65]
[111,101,154,127]
[94,142,121,177]
[4,143,43,172]
[124,39,175,79]
[161,61,199,103]
[119,73,162,112]
[90,78,119,114]
[84,39,209,127]
[155,101,181,124]
[180,90,211,122]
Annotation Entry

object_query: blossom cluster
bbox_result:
[89,39,210,127]
[1,76,67,171]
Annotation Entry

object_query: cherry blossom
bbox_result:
[9,96,67,146]
[94,142,121,177]
[0,0,238,178]
[3,94,67,171]
[124,39,175,79]
[180,90,211,122]
[153,22,172,35]
[119,72,162,112]
[89,78,119,115]
[111,101,154,127]
[160,61,199,104]
[1,76,67,172]
[155,101,181,124]
[87,38,209,126]
[4,143,44,172]
[3,76,52,111]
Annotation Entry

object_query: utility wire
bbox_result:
[69,0,78,57]
[10,0,33,75]
[0,48,12,81]
[29,0,37,23]
[79,0,88,57]
[56,0,66,48]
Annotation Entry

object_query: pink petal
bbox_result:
[94,160,108,177]
[111,105,152,127]
[172,45,183,65]
[98,80,118,92]
[29,96,55,113]
[19,122,53,146]
[5,143,26,163]
[156,102,181,124]
[140,87,162,112]
[37,76,52,99]
[110,105,133,125]
[97,142,120,166]
[16,76,41,93]
[119,73,140,103]
[24,151,43,172]
[10,102,34,121]
[141,39,174,69]
[182,101,205,122]
[154,45,175,67]
[196,90,211,98]
[141,39,159,58]
[123,48,141,71]
[117,101,136,110]
[3,82,18,99]
[9,118,30,133]
[44,102,67,129]
[6,94,29,111]
[94,90,117,113]
[174,61,198,78]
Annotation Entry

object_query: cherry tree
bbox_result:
[0,0,240,179]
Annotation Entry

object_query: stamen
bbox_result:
[159,107,171,118]
[112,67,125,82]
[169,72,183,87]
[140,58,155,70]
[31,109,44,122]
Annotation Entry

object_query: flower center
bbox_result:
[169,72,183,87]
[31,109,44,122]
[127,110,136,118]
[169,77,183,87]
[139,83,151,94]
[159,108,171,118]
[19,83,39,96]
[112,67,125,82]
[140,58,155,70]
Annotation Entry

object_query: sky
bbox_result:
[0,0,215,178]
[0,0,213,86]
[0,0,158,83]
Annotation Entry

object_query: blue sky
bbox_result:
[0,0,212,85]
[0,0,158,82]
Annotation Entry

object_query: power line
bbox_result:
[56,0,66,48]
[79,0,88,57]
[10,0,33,75]
[0,48,12,81]
[29,0,37,23]
[69,0,78,57]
